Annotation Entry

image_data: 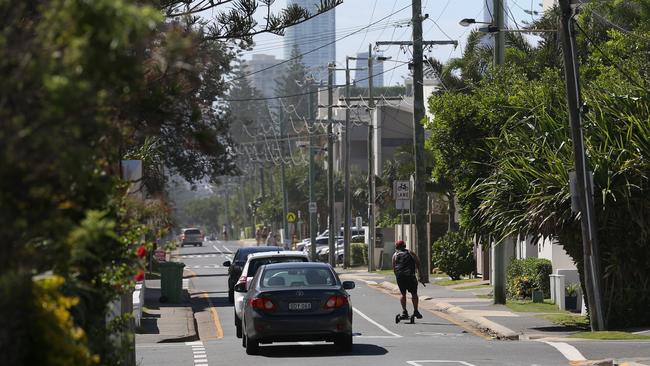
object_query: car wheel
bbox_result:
[200,243,203,247]
[235,314,242,338]
[228,289,234,303]
[335,333,352,352]
[245,335,259,355]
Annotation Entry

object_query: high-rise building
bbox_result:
[283,0,335,80]
[353,52,384,88]
[244,54,287,109]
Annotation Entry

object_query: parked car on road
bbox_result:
[180,228,204,247]
[223,246,281,303]
[238,261,355,355]
[233,251,309,338]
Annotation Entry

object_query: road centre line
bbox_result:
[541,341,586,362]
[352,307,402,338]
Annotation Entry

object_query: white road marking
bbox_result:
[298,341,314,345]
[212,245,220,252]
[542,341,586,361]
[222,245,232,254]
[352,307,402,338]
[185,341,210,366]
[407,361,477,366]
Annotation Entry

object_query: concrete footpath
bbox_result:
[339,269,650,366]
[135,278,198,344]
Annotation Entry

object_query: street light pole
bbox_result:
[558,0,605,331]
[410,0,430,283]
[367,44,376,272]
[327,63,336,266]
[492,0,507,306]
[308,81,317,259]
[343,57,352,268]
[279,109,289,248]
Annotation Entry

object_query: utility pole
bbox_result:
[367,43,376,271]
[308,81,317,260]
[376,5,456,283]
[492,0,507,305]
[410,0,428,283]
[343,57,352,268]
[327,63,336,266]
[279,109,289,248]
[558,0,605,331]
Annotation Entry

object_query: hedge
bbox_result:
[350,243,367,266]
[431,232,475,280]
[506,257,552,299]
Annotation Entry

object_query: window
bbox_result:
[261,267,335,288]
[246,257,307,277]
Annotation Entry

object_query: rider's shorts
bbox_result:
[396,275,418,296]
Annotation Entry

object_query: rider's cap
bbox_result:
[395,240,406,248]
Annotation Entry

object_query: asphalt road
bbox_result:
[136,241,649,366]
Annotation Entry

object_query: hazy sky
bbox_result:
[240,0,545,85]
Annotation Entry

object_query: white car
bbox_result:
[233,250,310,338]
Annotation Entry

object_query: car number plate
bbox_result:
[289,302,311,310]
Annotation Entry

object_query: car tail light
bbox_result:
[323,295,348,309]
[250,297,276,312]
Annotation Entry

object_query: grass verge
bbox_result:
[434,278,483,286]
[506,299,563,313]
[456,284,491,290]
[538,313,590,328]
[568,331,650,340]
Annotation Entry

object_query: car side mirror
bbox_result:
[222,261,231,267]
[342,281,355,290]
[234,283,247,292]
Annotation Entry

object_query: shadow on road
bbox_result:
[177,251,229,256]
[185,273,228,279]
[255,343,388,358]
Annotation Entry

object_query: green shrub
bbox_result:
[350,243,367,266]
[431,232,475,280]
[506,257,552,299]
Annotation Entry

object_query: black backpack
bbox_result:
[394,249,415,277]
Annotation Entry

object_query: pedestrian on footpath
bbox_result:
[392,240,423,319]
[266,231,277,246]
[255,227,262,246]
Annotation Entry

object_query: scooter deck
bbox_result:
[395,313,415,324]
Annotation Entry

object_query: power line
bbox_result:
[223,63,405,102]
[232,3,412,82]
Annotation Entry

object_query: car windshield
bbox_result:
[261,267,336,288]
[246,257,307,277]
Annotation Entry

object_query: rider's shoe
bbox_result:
[401,310,409,319]
[413,310,423,319]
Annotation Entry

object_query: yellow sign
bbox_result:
[287,212,296,223]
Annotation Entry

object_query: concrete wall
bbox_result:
[537,236,577,273]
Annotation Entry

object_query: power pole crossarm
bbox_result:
[376,40,458,47]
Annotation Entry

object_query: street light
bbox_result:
[459,17,554,33]
[458,18,491,27]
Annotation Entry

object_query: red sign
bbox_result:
[154,249,166,262]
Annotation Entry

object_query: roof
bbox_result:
[262,261,332,270]
[246,251,308,260]
[237,246,281,254]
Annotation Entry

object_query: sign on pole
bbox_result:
[287,212,297,223]
[154,249,166,262]
[309,202,317,214]
[394,180,411,209]
[394,180,411,200]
